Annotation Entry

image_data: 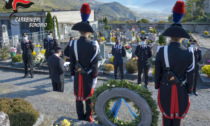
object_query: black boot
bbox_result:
[193,90,198,96]
[23,74,28,78]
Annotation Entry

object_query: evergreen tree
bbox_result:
[45,11,54,31]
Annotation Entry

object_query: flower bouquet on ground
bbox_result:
[34,53,45,66]
[104,64,114,72]
[53,119,72,126]
[110,56,114,63]
[40,49,46,55]
[201,65,210,77]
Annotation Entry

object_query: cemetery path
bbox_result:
[0,68,209,126]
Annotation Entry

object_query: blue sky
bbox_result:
[98,0,182,13]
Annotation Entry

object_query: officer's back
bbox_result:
[71,36,95,69]
[156,42,192,79]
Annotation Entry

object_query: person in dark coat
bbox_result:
[155,1,195,126]
[135,36,152,88]
[44,30,58,78]
[48,47,65,92]
[64,37,75,62]
[190,40,202,96]
[21,33,34,78]
[112,37,126,80]
[69,3,99,122]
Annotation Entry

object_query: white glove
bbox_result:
[71,76,74,81]
[92,78,97,89]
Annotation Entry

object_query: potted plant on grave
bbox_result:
[10,47,17,58]
[201,65,210,78]
[125,60,138,73]
[12,54,23,65]
[0,47,10,60]
[104,64,114,73]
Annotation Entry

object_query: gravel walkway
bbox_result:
[0,68,209,126]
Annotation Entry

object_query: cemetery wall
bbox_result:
[109,23,210,33]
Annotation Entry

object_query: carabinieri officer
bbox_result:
[69,3,99,122]
[189,40,202,96]
[135,36,152,88]
[155,1,195,126]
[21,33,34,78]
[44,30,58,78]
[112,37,126,80]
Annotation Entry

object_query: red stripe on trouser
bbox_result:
[170,85,176,118]
[78,74,82,99]
[81,75,84,100]
[175,85,179,118]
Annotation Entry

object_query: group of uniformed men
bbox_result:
[19,2,202,125]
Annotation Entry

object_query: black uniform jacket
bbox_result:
[69,36,98,101]
[21,40,34,61]
[155,42,194,119]
[44,38,58,58]
[112,44,126,65]
[135,45,152,64]
[48,54,65,83]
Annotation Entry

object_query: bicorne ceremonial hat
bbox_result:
[72,3,94,33]
[162,1,190,39]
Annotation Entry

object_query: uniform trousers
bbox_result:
[114,63,124,80]
[76,99,93,122]
[193,64,199,92]
[162,115,181,126]
[137,62,149,85]
[52,82,64,92]
[23,56,33,76]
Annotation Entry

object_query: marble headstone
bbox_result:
[98,44,105,60]
[32,32,39,44]
[125,31,132,40]
[1,24,10,47]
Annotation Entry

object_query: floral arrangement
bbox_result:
[132,31,135,37]
[137,37,141,42]
[104,64,114,71]
[35,44,42,48]
[32,51,36,56]
[110,56,114,63]
[101,37,105,41]
[152,68,155,76]
[34,53,45,64]
[111,37,115,42]
[11,47,17,53]
[132,57,138,61]
[201,65,210,77]
[204,31,209,35]
[90,80,159,126]
[141,31,145,34]
[125,44,131,50]
[40,49,46,55]
[88,33,92,39]
[54,119,71,126]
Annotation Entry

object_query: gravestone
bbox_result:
[93,32,98,40]
[102,30,108,41]
[32,32,39,44]
[0,112,10,126]
[1,24,10,47]
[12,35,19,47]
[125,31,132,41]
[106,29,111,41]
[98,44,105,60]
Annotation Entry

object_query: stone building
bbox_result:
[0,10,97,38]
[204,0,210,14]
